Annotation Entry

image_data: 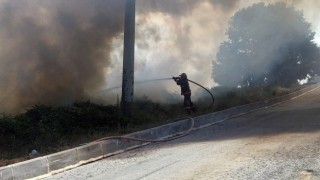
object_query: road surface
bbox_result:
[46,87,320,180]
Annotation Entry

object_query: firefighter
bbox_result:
[173,73,196,113]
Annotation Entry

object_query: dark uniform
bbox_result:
[173,73,196,113]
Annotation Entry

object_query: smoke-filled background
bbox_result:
[0,0,125,112]
[0,0,320,112]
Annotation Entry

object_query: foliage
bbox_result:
[212,86,290,111]
[0,102,123,159]
[0,99,184,162]
[213,3,320,87]
[0,85,297,165]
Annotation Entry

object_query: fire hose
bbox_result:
[187,79,215,109]
[140,78,215,109]
[94,117,194,143]
[101,77,215,109]
[93,78,214,143]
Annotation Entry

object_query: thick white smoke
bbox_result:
[104,1,230,103]
[0,0,320,111]
[0,0,125,112]
[104,0,320,103]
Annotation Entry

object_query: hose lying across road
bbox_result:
[94,117,194,143]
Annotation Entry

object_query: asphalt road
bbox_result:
[46,87,320,180]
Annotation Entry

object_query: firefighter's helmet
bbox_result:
[180,73,187,79]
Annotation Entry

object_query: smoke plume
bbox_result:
[0,0,124,112]
[106,0,320,102]
[1,0,320,112]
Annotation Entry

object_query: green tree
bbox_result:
[213,3,320,87]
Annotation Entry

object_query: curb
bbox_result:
[0,83,318,180]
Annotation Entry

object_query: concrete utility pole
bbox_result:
[121,0,135,117]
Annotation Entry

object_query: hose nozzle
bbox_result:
[173,76,179,81]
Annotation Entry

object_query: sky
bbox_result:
[0,0,319,112]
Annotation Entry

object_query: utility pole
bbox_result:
[121,0,135,117]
